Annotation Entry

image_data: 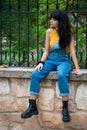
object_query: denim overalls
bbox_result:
[29,49,72,96]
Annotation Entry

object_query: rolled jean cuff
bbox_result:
[29,91,39,96]
[60,93,69,96]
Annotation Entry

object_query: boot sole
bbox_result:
[62,110,71,122]
[62,117,71,122]
[21,111,39,119]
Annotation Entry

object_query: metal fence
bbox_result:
[0,0,87,68]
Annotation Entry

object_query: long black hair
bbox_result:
[50,9,72,48]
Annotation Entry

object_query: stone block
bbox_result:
[0,96,18,112]
[41,112,64,129]
[10,123,23,130]
[69,82,76,100]
[11,79,29,97]
[75,84,87,110]
[55,82,62,99]
[0,78,10,94]
[54,98,62,112]
[0,114,9,130]
[17,98,29,111]
[38,87,55,111]
[23,116,40,130]
[65,112,87,130]
[9,113,24,123]
[41,80,54,87]
[69,100,77,113]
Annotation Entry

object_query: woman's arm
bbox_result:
[40,29,51,62]
[35,29,51,71]
[70,35,83,76]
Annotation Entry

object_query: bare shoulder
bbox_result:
[46,28,52,36]
[46,28,52,32]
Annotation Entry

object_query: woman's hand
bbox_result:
[34,63,43,71]
[75,69,83,76]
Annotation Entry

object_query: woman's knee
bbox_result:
[31,70,38,79]
[58,72,66,80]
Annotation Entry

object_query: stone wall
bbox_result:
[0,67,87,130]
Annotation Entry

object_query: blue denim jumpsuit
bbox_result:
[29,48,72,97]
[29,28,72,96]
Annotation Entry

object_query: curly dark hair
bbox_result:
[50,9,72,48]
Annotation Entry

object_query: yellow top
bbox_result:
[50,29,70,53]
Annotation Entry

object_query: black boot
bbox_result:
[62,101,71,122]
[21,99,39,119]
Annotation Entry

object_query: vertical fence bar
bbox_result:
[36,0,39,62]
[56,0,59,9]
[86,16,87,69]
[75,0,79,56]
[46,0,49,28]
[27,0,30,66]
[66,0,69,11]
[0,0,2,65]
[9,0,12,65]
[18,0,20,66]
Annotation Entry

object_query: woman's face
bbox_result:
[50,18,59,30]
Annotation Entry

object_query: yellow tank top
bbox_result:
[50,29,70,53]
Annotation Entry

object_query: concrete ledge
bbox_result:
[0,67,87,81]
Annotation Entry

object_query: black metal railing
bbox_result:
[0,0,87,68]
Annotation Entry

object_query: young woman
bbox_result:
[21,9,82,122]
